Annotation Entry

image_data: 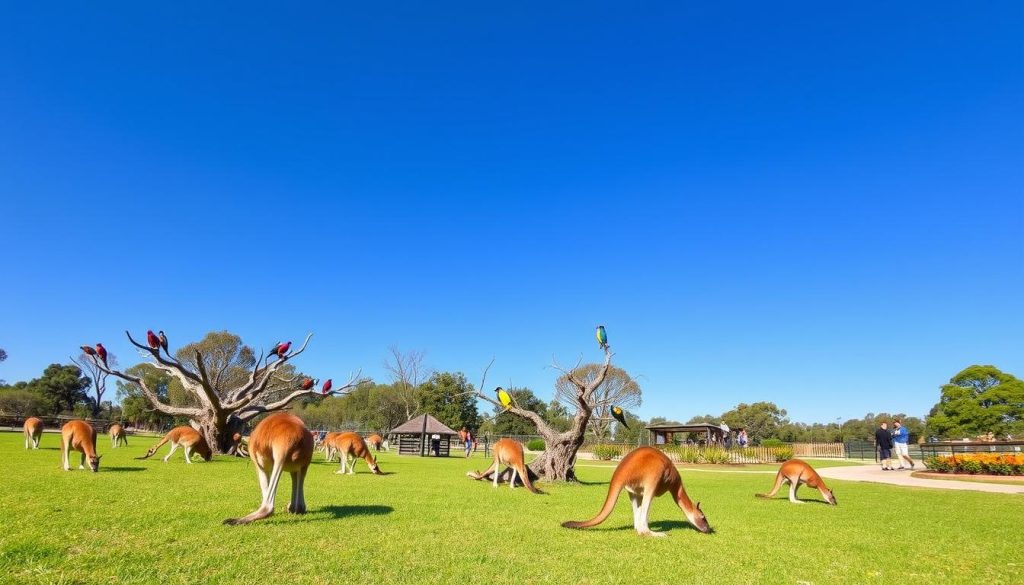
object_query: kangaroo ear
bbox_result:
[696,501,702,510]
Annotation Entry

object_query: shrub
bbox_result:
[761,438,786,448]
[700,447,732,464]
[591,444,621,461]
[526,439,546,452]
[677,446,702,463]
[770,447,794,462]
[925,454,1024,475]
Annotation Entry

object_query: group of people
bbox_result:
[458,427,476,457]
[874,418,915,470]
[718,423,748,448]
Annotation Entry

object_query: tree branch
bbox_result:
[84,354,205,418]
[235,370,367,422]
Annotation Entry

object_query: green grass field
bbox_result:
[1,432,1021,584]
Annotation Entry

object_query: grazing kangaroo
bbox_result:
[140,426,212,463]
[466,438,540,494]
[60,420,101,472]
[223,412,314,525]
[756,459,837,505]
[562,447,710,536]
[366,433,384,452]
[24,417,43,449]
[109,424,128,448]
[333,432,382,475]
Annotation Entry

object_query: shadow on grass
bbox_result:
[754,495,835,506]
[317,505,394,519]
[103,466,147,472]
[601,519,713,534]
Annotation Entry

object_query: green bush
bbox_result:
[770,447,794,462]
[677,446,701,463]
[760,438,786,448]
[700,447,732,464]
[591,444,621,461]
[924,456,949,472]
[526,439,546,452]
[960,459,983,474]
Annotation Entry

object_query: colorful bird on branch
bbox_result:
[611,405,629,430]
[273,341,292,359]
[146,330,160,350]
[495,387,513,409]
[596,325,608,350]
[321,379,333,395]
[95,343,108,368]
[301,378,315,390]
[158,331,168,354]
[81,345,96,357]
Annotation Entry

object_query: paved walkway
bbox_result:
[817,464,1024,494]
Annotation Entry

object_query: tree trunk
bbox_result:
[528,429,587,482]
[195,414,245,454]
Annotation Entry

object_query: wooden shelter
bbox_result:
[646,423,726,446]
[389,414,458,457]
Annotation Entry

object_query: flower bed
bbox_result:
[924,453,1024,476]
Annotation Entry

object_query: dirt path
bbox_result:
[817,463,1024,494]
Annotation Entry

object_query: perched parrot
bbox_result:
[495,387,513,409]
[274,341,292,358]
[95,343,108,368]
[596,325,608,350]
[80,345,96,356]
[146,330,160,350]
[611,405,629,430]
[158,331,168,353]
[301,377,315,390]
[321,379,333,395]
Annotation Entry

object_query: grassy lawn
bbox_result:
[1,432,1021,584]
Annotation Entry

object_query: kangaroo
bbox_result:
[224,412,314,525]
[366,433,384,452]
[24,417,43,449]
[756,459,837,505]
[320,431,342,461]
[562,447,710,536]
[466,438,540,494]
[333,432,382,475]
[140,426,212,463]
[60,420,101,472]
[109,424,128,448]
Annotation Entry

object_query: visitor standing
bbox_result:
[464,429,474,457]
[875,421,894,470]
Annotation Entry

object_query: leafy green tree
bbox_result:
[649,416,682,425]
[418,371,479,432]
[0,347,7,385]
[543,399,571,432]
[0,388,47,417]
[34,364,91,415]
[685,414,718,424]
[556,364,641,442]
[927,365,1024,439]
[612,410,645,444]
[721,401,788,444]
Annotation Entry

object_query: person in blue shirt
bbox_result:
[891,419,915,470]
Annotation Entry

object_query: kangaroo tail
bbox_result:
[756,470,785,499]
[517,463,542,494]
[139,436,170,459]
[562,479,621,529]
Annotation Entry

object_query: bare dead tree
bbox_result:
[474,344,613,482]
[555,364,641,442]
[383,346,430,420]
[80,331,366,453]
[71,351,117,417]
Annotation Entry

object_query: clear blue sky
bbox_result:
[1,2,1021,424]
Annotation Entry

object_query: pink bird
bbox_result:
[274,341,292,358]
[146,330,160,350]
[321,379,332,395]
[95,343,108,368]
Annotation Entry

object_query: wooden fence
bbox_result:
[792,442,846,458]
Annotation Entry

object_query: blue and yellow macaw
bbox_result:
[495,387,513,409]
[596,325,608,350]
[611,405,629,429]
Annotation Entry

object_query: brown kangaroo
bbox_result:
[61,420,101,472]
[109,424,128,448]
[140,426,212,463]
[223,412,314,525]
[562,447,710,536]
[333,432,382,475]
[365,433,384,451]
[24,417,43,449]
[466,438,540,494]
[756,459,837,505]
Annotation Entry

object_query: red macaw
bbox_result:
[301,378,315,390]
[321,379,332,395]
[95,343,108,368]
[147,330,160,350]
[158,331,168,353]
